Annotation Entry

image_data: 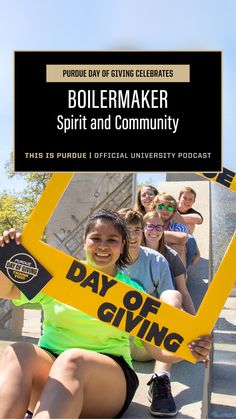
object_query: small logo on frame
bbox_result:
[5,253,39,284]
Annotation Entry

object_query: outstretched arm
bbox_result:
[172,212,187,225]
[164,231,188,245]
[0,229,21,300]
[180,213,203,225]
[143,335,212,364]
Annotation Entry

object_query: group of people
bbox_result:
[0,183,210,419]
[135,184,203,268]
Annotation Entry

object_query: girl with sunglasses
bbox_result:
[153,193,200,269]
[151,193,189,266]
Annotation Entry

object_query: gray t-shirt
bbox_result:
[122,246,174,298]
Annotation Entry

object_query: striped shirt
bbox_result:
[168,220,189,233]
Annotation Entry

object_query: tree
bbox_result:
[0,152,51,230]
[5,152,51,205]
[17,172,51,208]
[0,193,27,231]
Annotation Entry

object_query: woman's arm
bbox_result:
[0,229,21,300]
[164,231,188,245]
[175,273,196,315]
[0,271,21,300]
[180,213,203,225]
[143,335,212,364]
[172,212,187,225]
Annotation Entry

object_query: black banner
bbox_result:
[14,51,221,172]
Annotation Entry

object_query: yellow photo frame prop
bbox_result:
[18,173,236,363]
[200,167,236,192]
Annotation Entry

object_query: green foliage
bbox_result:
[0,193,26,230]
[0,152,51,231]
[19,172,51,207]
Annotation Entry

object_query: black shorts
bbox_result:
[105,353,139,417]
[40,347,139,418]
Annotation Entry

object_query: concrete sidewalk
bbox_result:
[0,309,40,358]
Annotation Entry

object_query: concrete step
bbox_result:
[213,343,236,364]
[206,293,236,417]
[230,286,236,298]
[214,330,236,344]
[209,337,236,417]
[22,309,41,339]
[213,297,236,344]
[223,297,236,310]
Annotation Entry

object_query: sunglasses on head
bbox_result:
[145,223,164,232]
[156,203,174,212]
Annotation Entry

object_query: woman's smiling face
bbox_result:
[144,215,164,246]
[140,186,156,212]
[84,219,124,276]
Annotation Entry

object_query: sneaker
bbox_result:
[147,374,178,417]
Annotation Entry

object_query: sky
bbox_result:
[1,0,236,192]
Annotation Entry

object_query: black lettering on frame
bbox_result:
[145,323,168,346]
[80,270,99,293]
[124,311,144,333]
[164,333,184,353]
[123,290,143,311]
[97,302,117,322]
[66,260,87,282]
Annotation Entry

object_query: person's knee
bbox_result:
[1,342,35,365]
[0,344,16,365]
[131,346,153,362]
[160,290,182,308]
[56,348,85,365]
[51,349,87,381]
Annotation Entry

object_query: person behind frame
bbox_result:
[176,187,203,265]
[143,211,196,315]
[141,211,197,416]
[152,193,200,268]
[118,208,194,417]
[177,187,203,235]
[0,209,211,419]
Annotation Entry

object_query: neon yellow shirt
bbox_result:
[13,271,144,367]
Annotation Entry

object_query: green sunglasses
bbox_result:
[156,203,174,212]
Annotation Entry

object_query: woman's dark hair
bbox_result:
[134,185,159,215]
[84,208,131,268]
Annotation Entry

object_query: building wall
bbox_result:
[46,173,135,260]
